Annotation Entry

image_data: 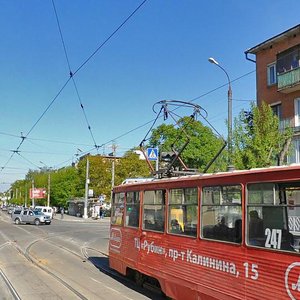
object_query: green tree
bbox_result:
[115,151,151,185]
[10,179,28,205]
[76,155,112,200]
[50,167,80,208]
[148,116,227,172]
[233,102,292,169]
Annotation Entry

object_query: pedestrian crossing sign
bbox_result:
[147,148,158,161]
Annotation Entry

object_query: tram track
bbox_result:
[24,235,157,299]
[1,214,163,299]
[21,236,89,300]
[0,229,89,300]
[23,236,144,299]
[0,267,21,300]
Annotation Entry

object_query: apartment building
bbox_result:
[245,24,300,163]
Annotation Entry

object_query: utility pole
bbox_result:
[47,173,50,207]
[31,179,35,208]
[25,183,27,208]
[111,144,116,203]
[156,147,159,177]
[39,162,51,206]
[83,157,89,219]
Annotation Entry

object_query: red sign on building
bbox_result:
[30,188,46,199]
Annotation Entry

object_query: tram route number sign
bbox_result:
[147,148,158,161]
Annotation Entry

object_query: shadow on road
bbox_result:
[88,256,166,300]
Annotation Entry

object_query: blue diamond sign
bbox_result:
[147,148,158,161]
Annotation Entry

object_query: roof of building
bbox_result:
[245,24,300,55]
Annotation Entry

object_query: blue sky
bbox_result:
[0,0,299,192]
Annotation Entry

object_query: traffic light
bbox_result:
[160,151,177,163]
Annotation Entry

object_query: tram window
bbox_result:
[143,190,165,232]
[111,192,125,226]
[125,191,140,228]
[201,185,242,243]
[247,182,300,252]
[168,188,198,237]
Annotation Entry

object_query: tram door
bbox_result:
[124,191,141,269]
[139,190,166,270]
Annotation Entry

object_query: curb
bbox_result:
[52,216,110,223]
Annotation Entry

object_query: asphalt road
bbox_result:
[0,211,164,300]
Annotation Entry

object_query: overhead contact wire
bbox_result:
[1,0,149,175]
[72,0,149,76]
[52,0,99,149]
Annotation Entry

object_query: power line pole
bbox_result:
[47,173,51,207]
[25,183,27,208]
[83,157,89,219]
[31,179,35,208]
[111,144,116,203]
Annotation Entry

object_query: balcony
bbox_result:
[277,67,300,93]
[277,45,300,93]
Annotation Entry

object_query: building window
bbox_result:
[288,137,300,164]
[267,63,277,86]
[295,98,300,127]
[271,103,282,119]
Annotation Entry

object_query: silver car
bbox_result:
[12,209,51,225]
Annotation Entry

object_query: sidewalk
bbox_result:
[53,213,110,223]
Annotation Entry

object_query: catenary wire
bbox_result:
[72,0,149,77]
[52,0,99,149]
[54,69,256,168]
[99,70,256,149]
[55,69,256,167]
[1,1,149,175]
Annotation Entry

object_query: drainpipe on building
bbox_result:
[245,51,256,63]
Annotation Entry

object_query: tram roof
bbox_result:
[118,164,300,188]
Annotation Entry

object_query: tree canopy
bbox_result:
[148,116,227,172]
[233,102,292,169]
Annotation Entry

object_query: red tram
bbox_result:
[109,165,300,300]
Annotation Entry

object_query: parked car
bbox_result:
[7,206,14,214]
[35,206,53,219]
[12,209,51,225]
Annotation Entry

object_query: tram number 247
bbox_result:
[265,228,282,250]
[243,263,259,280]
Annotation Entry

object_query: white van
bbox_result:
[35,206,53,219]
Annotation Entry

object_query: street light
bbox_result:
[40,161,51,207]
[208,57,234,171]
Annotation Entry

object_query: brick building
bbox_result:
[245,24,300,163]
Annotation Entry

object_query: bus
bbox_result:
[109,165,300,300]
